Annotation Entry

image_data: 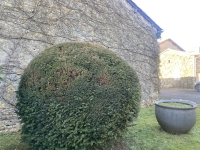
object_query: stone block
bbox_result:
[0,104,5,108]
[0,121,4,126]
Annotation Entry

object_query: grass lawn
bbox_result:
[126,106,200,150]
[0,133,30,150]
[0,106,200,150]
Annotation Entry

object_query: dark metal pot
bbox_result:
[155,100,197,134]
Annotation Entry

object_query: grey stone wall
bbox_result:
[159,50,195,88]
[0,103,20,134]
[0,0,160,133]
[196,55,200,82]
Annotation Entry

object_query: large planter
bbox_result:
[155,100,197,134]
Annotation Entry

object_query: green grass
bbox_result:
[0,106,200,150]
[126,106,200,150]
[0,133,30,150]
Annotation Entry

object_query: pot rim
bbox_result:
[155,99,197,110]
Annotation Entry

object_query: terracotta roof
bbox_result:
[159,38,185,52]
[126,0,163,38]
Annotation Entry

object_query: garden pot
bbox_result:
[155,100,197,134]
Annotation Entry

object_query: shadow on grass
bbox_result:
[98,137,131,150]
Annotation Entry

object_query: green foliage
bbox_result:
[16,42,141,150]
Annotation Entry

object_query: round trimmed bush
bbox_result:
[17,42,141,150]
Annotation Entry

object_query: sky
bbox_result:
[133,0,200,51]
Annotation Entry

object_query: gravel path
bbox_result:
[159,88,200,104]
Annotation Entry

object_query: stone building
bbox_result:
[195,55,200,82]
[0,0,162,134]
[159,39,200,88]
[159,38,185,53]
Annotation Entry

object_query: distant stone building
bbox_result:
[196,55,200,82]
[0,0,162,134]
[188,46,200,54]
[159,38,185,53]
[159,39,200,88]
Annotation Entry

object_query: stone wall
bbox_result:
[0,0,160,133]
[0,103,20,134]
[159,50,195,88]
[196,55,200,82]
